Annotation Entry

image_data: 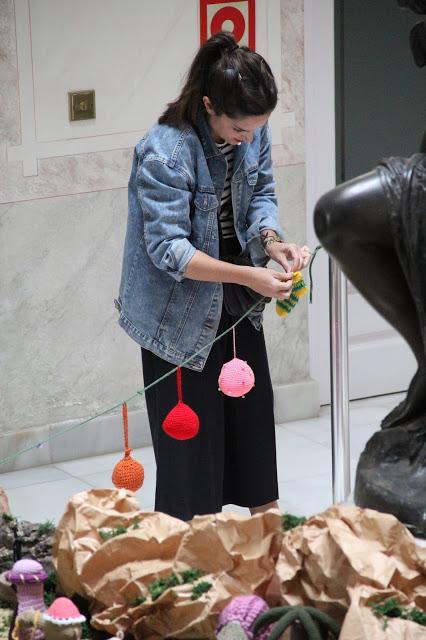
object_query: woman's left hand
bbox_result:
[266,241,311,272]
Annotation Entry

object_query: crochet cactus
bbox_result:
[252,605,341,640]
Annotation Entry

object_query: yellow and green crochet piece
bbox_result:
[276,271,308,317]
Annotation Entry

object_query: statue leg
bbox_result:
[314,169,426,427]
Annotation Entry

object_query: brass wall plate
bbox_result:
[68,90,96,121]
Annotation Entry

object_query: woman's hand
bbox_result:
[265,241,311,272]
[243,267,294,300]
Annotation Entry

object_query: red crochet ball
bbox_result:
[163,401,199,440]
[112,453,145,492]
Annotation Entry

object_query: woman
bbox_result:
[116,31,310,521]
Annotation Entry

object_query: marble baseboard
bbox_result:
[0,379,320,474]
[0,407,151,474]
[274,378,320,423]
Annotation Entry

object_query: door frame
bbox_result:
[304,0,336,404]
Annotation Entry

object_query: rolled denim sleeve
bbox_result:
[137,157,196,282]
[246,124,284,265]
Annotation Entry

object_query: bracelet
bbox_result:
[263,236,283,248]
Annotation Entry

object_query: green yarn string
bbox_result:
[2,247,322,468]
[308,244,323,303]
[0,298,262,469]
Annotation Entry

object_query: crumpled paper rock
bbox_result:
[274,504,426,632]
[53,489,283,639]
[0,488,9,514]
[54,493,426,639]
[340,585,426,640]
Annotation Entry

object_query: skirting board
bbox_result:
[0,378,320,473]
[273,378,320,424]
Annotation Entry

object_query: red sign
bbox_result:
[200,0,256,50]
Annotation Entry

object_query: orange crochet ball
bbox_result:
[112,452,145,492]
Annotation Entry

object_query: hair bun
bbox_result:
[210,30,239,54]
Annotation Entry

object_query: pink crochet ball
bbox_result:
[216,595,272,639]
[218,358,255,397]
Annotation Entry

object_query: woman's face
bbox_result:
[203,96,270,146]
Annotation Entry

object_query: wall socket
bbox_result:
[68,90,96,121]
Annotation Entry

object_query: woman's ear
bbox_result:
[202,96,215,115]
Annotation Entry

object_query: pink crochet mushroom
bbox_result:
[43,598,86,626]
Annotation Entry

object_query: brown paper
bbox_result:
[340,585,426,640]
[275,505,426,629]
[53,490,283,639]
[54,493,426,639]
[0,488,9,514]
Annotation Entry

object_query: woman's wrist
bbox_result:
[260,229,282,249]
[260,229,282,253]
[237,265,256,288]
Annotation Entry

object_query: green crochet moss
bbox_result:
[369,597,426,629]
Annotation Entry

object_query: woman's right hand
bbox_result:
[243,266,294,299]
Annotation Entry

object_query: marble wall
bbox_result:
[0,0,317,471]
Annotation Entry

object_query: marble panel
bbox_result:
[264,163,309,385]
[0,0,20,146]
[1,148,134,204]
[276,0,305,165]
[281,0,305,113]
[1,0,300,200]
[1,188,146,433]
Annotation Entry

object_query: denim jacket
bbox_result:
[115,111,284,371]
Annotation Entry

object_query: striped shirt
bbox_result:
[216,141,237,240]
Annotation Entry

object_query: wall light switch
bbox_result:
[68,90,96,121]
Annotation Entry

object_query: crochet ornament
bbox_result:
[253,604,341,640]
[218,327,255,398]
[275,271,308,317]
[14,598,86,640]
[43,597,86,626]
[216,595,273,640]
[112,403,145,491]
[162,367,199,440]
[7,558,48,640]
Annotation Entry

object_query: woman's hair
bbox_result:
[159,31,278,126]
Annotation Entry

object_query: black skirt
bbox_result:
[141,306,279,521]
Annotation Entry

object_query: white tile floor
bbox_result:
[0,393,406,525]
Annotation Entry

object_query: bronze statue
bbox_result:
[314,0,426,537]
